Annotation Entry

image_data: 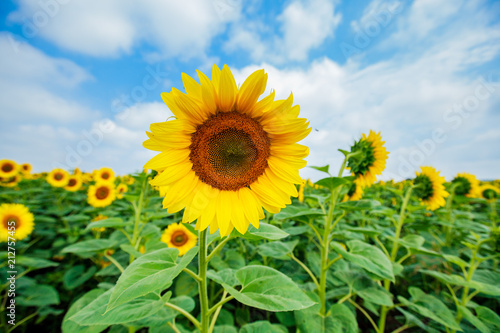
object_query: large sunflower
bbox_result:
[452,173,480,198]
[0,160,19,178]
[347,131,388,187]
[93,167,115,183]
[0,203,35,242]
[87,182,116,208]
[161,222,198,256]
[47,168,70,187]
[144,65,310,236]
[413,166,449,211]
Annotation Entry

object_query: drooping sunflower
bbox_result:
[346,131,388,187]
[87,182,116,208]
[143,65,310,236]
[342,180,364,202]
[452,173,480,198]
[93,167,115,183]
[0,160,19,178]
[161,223,198,256]
[413,166,449,211]
[47,168,70,187]
[479,184,499,201]
[116,183,128,199]
[0,203,35,242]
[64,175,83,192]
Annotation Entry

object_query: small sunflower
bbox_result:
[0,160,19,178]
[479,184,499,201]
[342,180,364,202]
[87,182,116,208]
[298,181,305,203]
[47,168,70,187]
[90,214,108,232]
[93,167,115,183]
[413,166,449,211]
[0,175,21,188]
[64,175,83,192]
[20,163,32,175]
[347,131,388,187]
[0,203,35,242]
[116,183,128,199]
[452,173,480,198]
[161,223,197,256]
[144,65,310,236]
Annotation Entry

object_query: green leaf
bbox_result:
[16,256,59,269]
[458,305,490,333]
[120,244,142,258]
[61,239,116,254]
[331,240,394,282]
[62,289,108,333]
[174,271,199,297]
[357,287,393,307]
[132,296,195,327]
[273,206,324,220]
[65,214,90,223]
[85,218,126,230]
[207,269,239,287]
[398,287,462,331]
[17,284,60,307]
[338,199,381,211]
[240,321,288,333]
[329,303,358,333]
[213,326,238,333]
[309,165,330,174]
[420,270,500,296]
[70,288,169,325]
[476,306,500,331]
[236,222,289,241]
[107,246,198,311]
[316,177,351,191]
[225,249,246,269]
[257,240,299,260]
[218,265,315,312]
[64,265,98,290]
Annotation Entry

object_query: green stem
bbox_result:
[348,299,378,333]
[104,253,124,273]
[206,235,232,263]
[164,301,201,330]
[183,268,202,282]
[130,176,147,263]
[209,291,228,333]
[199,229,210,333]
[289,253,320,289]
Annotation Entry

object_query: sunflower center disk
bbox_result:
[96,187,109,200]
[190,111,270,191]
[54,173,63,181]
[171,231,188,246]
[68,179,77,187]
[3,215,19,229]
[2,164,13,172]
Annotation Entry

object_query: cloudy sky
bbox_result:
[1,0,499,181]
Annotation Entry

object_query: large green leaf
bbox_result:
[107,247,198,311]
[234,222,289,241]
[61,239,116,254]
[217,265,315,312]
[17,284,60,307]
[331,240,394,282]
[476,306,500,331]
[398,287,461,331]
[239,321,288,333]
[64,265,98,290]
[131,296,195,327]
[16,256,59,269]
[316,177,351,191]
[420,270,500,296]
[207,269,239,287]
[257,240,299,260]
[62,289,108,333]
[458,305,490,333]
[85,218,127,230]
[273,206,324,220]
[70,288,170,325]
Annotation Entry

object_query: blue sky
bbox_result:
[1,0,499,181]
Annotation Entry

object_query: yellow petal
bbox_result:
[230,192,248,234]
[217,191,232,236]
[182,72,202,100]
[197,70,217,116]
[143,149,190,171]
[236,69,267,113]
[239,188,260,228]
[218,64,237,111]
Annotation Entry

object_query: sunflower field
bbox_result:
[1,66,500,333]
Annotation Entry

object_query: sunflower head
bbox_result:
[414,166,449,211]
[347,130,388,187]
[144,65,310,236]
[65,175,83,192]
[452,173,480,198]
[94,167,115,183]
[0,160,19,178]
[342,180,364,202]
[479,184,499,201]
[87,182,116,208]
[20,163,32,175]
[116,183,128,199]
[0,203,35,242]
[0,175,21,188]
[47,168,70,187]
[161,223,197,256]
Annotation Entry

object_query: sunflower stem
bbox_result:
[130,175,147,263]
[199,229,210,333]
[444,184,457,246]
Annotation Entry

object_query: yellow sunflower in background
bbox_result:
[87,182,116,208]
[20,163,32,175]
[93,167,115,183]
[479,184,499,201]
[90,214,108,232]
[161,223,198,256]
[47,168,70,187]
[342,180,364,202]
[0,160,19,178]
[64,175,83,192]
[116,183,128,199]
[144,64,310,236]
[452,173,480,198]
[298,181,305,203]
[0,203,35,242]
[0,175,21,188]
[347,131,388,187]
[413,166,449,211]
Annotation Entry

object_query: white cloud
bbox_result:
[8,0,240,59]
[224,0,341,63]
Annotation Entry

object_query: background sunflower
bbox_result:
[0,203,35,242]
